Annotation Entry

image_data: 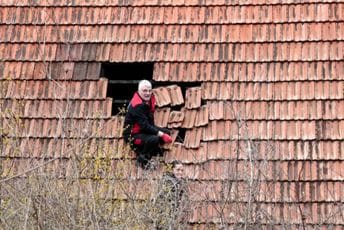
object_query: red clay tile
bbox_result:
[194,105,209,127]
[68,44,83,61]
[185,86,201,109]
[5,62,20,79]
[185,143,207,163]
[164,142,182,163]
[153,63,167,81]
[203,120,223,141]
[20,62,34,79]
[152,86,171,107]
[181,108,197,128]
[165,84,184,106]
[168,110,184,124]
[108,44,124,62]
[73,62,89,80]
[85,62,100,80]
[206,141,221,160]
[207,101,224,120]
[220,82,232,100]
[154,107,170,127]
[167,61,178,81]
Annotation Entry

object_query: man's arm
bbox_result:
[133,104,160,135]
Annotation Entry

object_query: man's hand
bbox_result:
[161,133,172,143]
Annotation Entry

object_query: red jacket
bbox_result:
[123,92,159,142]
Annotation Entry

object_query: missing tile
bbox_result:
[101,62,154,115]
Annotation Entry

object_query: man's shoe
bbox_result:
[156,147,164,157]
[136,156,149,169]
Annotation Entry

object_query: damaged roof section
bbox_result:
[153,84,209,148]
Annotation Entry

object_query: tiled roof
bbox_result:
[1,1,343,228]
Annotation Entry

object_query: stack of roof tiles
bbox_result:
[1,0,343,228]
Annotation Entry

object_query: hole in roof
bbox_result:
[101,62,154,115]
[101,63,201,146]
[153,81,202,144]
[175,128,186,143]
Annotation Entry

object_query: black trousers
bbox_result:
[131,128,170,166]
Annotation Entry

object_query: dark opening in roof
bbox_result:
[101,62,154,115]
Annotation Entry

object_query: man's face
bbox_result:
[173,164,184,179]
[138,85,152,101]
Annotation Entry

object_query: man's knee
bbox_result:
[145,135,160,146]
[132,134,159,150]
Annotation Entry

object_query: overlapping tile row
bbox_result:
[2,23,343,43]
[2,61,342,82]
[153,61,344,82]
[1,117,124,138]
[154,79,343,148]
[204,140,344,161]
[172,160,343,182]
[0,98,112,118]
[0,4,342,25]
[12,0,344,6]
[1,42,343,62]
[0,61,101,80]
[187,180,343,202]
[207,101,344,120]
[1,137,128,159]
[1,0,340,7]
[166,140,344,162]
[1,158,164,181]
[202,119,343,140]
[202,81,344,100]
[0,79,107,99]
[189,202,343,226]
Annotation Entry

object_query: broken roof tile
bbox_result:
[154,107,170,127]
[167,121,182,129]
[181,108,197,128]
[153,86,171,107]
[167,110,184,128]
[166,84,184,106]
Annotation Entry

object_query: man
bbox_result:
[123,80,172,169]
[153,160,189,229]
